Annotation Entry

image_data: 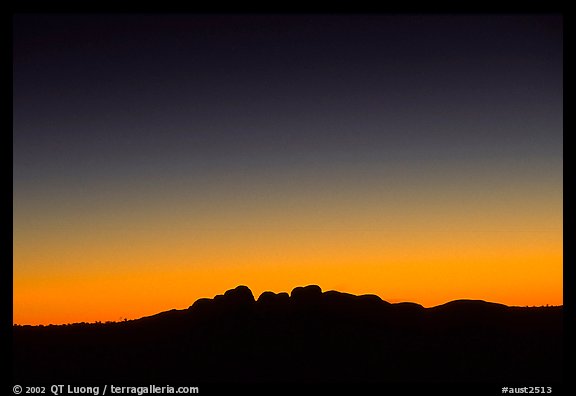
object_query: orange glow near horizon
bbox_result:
[14,254,563,325]
[13,210,562,325]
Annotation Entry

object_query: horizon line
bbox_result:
[13,284,563,326]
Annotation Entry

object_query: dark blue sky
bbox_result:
[14,15,562,185]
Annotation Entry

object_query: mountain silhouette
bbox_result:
[13,285,562,383]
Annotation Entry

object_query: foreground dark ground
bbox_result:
[13,285,562,383]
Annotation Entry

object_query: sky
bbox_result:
[13,14,563,325]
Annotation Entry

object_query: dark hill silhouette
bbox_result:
[13,285,562,383]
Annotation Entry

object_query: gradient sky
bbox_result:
[13,14,563,325]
